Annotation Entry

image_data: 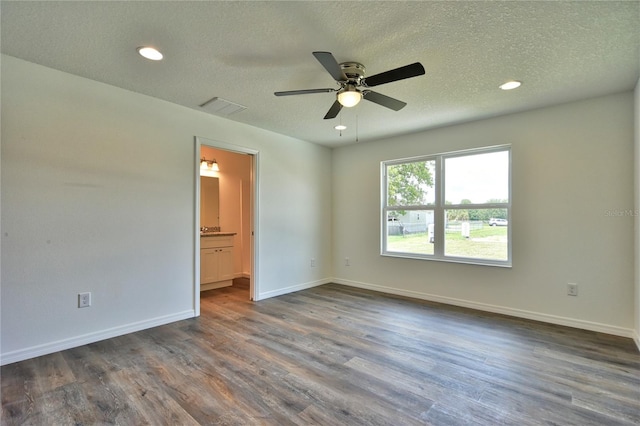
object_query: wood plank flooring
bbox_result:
[2,280,639,425]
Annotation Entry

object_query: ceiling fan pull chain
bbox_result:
[356,114,359,143]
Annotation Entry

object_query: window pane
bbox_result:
[386,210,434,255]
[444,209,508,261]
[387,160,436,206]
[445,151,509,204]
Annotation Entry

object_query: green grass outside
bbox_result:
[387,225,507,260]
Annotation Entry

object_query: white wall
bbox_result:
[332,92,636,336]
[634,77,640,349]
[0,55,332,364]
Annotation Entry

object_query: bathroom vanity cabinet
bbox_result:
[200,234,235,291]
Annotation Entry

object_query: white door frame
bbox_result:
[194,136,259,316]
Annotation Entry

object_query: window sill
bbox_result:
[381,252,512,268]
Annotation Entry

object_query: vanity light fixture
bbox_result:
[200,158,219,172]
[499,80,522,90]
[137,46,163,61]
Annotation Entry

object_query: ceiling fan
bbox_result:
[274,51,426,119]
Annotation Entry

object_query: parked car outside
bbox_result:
[489,218,508,226]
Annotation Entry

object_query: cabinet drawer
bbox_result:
[201,235,234,249]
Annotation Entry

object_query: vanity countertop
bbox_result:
[200,232,237,237]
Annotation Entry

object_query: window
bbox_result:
[382,146,511,267]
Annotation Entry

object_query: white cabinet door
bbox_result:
[217,247,234,281]
[201,248,220,284]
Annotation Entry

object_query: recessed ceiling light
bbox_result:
[334,124,347,130]
[137,46,163,61]
[499,80,522,90]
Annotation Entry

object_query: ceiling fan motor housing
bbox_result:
[339,62,366,85]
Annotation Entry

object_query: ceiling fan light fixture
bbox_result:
[334,124,347,130]
[137,46,163,61]
[337,86,362,107]
[499,80,522,90]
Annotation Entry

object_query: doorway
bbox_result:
[194,136,258,317]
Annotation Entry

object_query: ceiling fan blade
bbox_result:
[324,100,343,119]
[362,91,407,111]
[312,51,348,82]
[362,62,425,87]
[274,88,336,96]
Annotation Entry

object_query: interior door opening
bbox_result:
[195,137,258,316]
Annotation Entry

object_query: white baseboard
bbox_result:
[5,280,636,365]
[0,310,195,366]
[201,280,232,291]
[333,278,636,340]
[257,278,331,301]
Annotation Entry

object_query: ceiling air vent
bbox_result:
[199,97,247,116]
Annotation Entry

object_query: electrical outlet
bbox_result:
[78,292,91,308]
[310,258,316,267]
[345,257,350,266]
[567,283,578,296]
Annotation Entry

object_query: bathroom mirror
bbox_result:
[200,176,219,228]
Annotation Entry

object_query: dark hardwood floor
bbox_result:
[2,279,639,425]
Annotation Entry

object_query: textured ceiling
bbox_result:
[1,1,639,147]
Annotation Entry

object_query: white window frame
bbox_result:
[381,145,512,267]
